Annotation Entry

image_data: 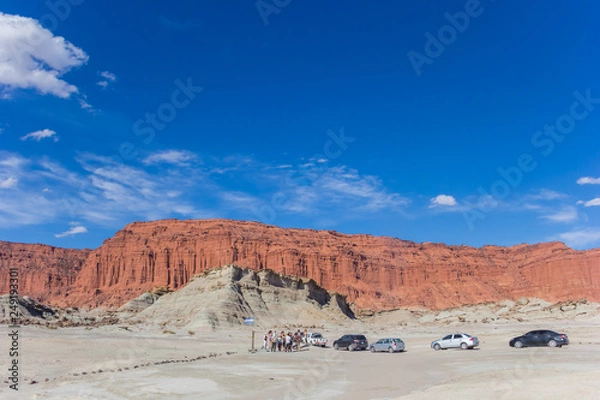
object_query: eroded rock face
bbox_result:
[0,241,89,303]
[135,264,355,329]
[53,219,599,311]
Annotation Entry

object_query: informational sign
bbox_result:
[244,317,254,325]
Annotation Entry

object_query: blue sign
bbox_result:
[244,317,254,325]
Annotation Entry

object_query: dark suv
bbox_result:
[509,330,569,348]
[333,334,368,351]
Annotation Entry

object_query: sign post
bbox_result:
[244,317,255,352]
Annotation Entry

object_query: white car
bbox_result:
[306,332,328,347]
[431,333,479,350]
[369,338,405,353]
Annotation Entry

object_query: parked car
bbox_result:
[333,334,368,351]
[369,338,405,353]
[306,332,328,347]
[509,330,569,348]
[431,333,479,350]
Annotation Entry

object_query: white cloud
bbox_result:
[577,177,600,185]
[78,93,98,112]
[540,206,578,223]
[525,189,567,201]
[0,12,88,98]
[99,71,116,81]
[20,129,58,142]
[429,194,458,208]
[79,99,92,109]
[234,164,410,216]
[214,159,409,219]
[55,225,87,238]
[0,153,28,168]
[74,152,208,223]
[0,151,208,227]
[558,229,600,249]
[577,198,600,207]
[79,98,94,111]
[143,150,198,166]
[96,70,116,88]
[0,152,73,225]
[0,177,17,188]
[318,166,409,211]
[0,150,407,229]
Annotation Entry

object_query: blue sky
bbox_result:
[1,0,599,250]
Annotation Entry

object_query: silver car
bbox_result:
[431,333,479,350]
[369,338,405,353]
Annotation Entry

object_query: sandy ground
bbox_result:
[1,317,600,400]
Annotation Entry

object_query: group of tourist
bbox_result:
[262,329,307,352]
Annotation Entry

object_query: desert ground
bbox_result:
[2,314,600,400]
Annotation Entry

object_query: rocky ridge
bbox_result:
[1,219,599,311]
[133,264,355,329]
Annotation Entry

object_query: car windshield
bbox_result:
[312,334,322,338]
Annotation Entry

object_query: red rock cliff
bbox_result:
[0,241,89,303]
[55,219,600,310]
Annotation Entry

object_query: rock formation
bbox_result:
[52,219,600,311]
[0,241,89,303]
[1,219,599,311]
[134,264,355,329]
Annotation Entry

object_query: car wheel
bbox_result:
[334,343,339,351]
[548,339,558,348]
[370,347,375,353]
[433,343,441,351]
[349,344,356,351]
[514,340,524,348]
[388,347,394,353]
[460,342,468,350]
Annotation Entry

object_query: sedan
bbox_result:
[369,338,405,353]
[509,330,569,348]
[431,333,479,350]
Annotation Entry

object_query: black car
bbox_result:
[509,330,569,348]
[333,334,368,351]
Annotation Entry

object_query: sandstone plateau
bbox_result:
[0,241,89,303]
[1,219,600,311]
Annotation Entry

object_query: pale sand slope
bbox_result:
[2,316,600,399]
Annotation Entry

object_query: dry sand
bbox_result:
[2,314,600,399]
